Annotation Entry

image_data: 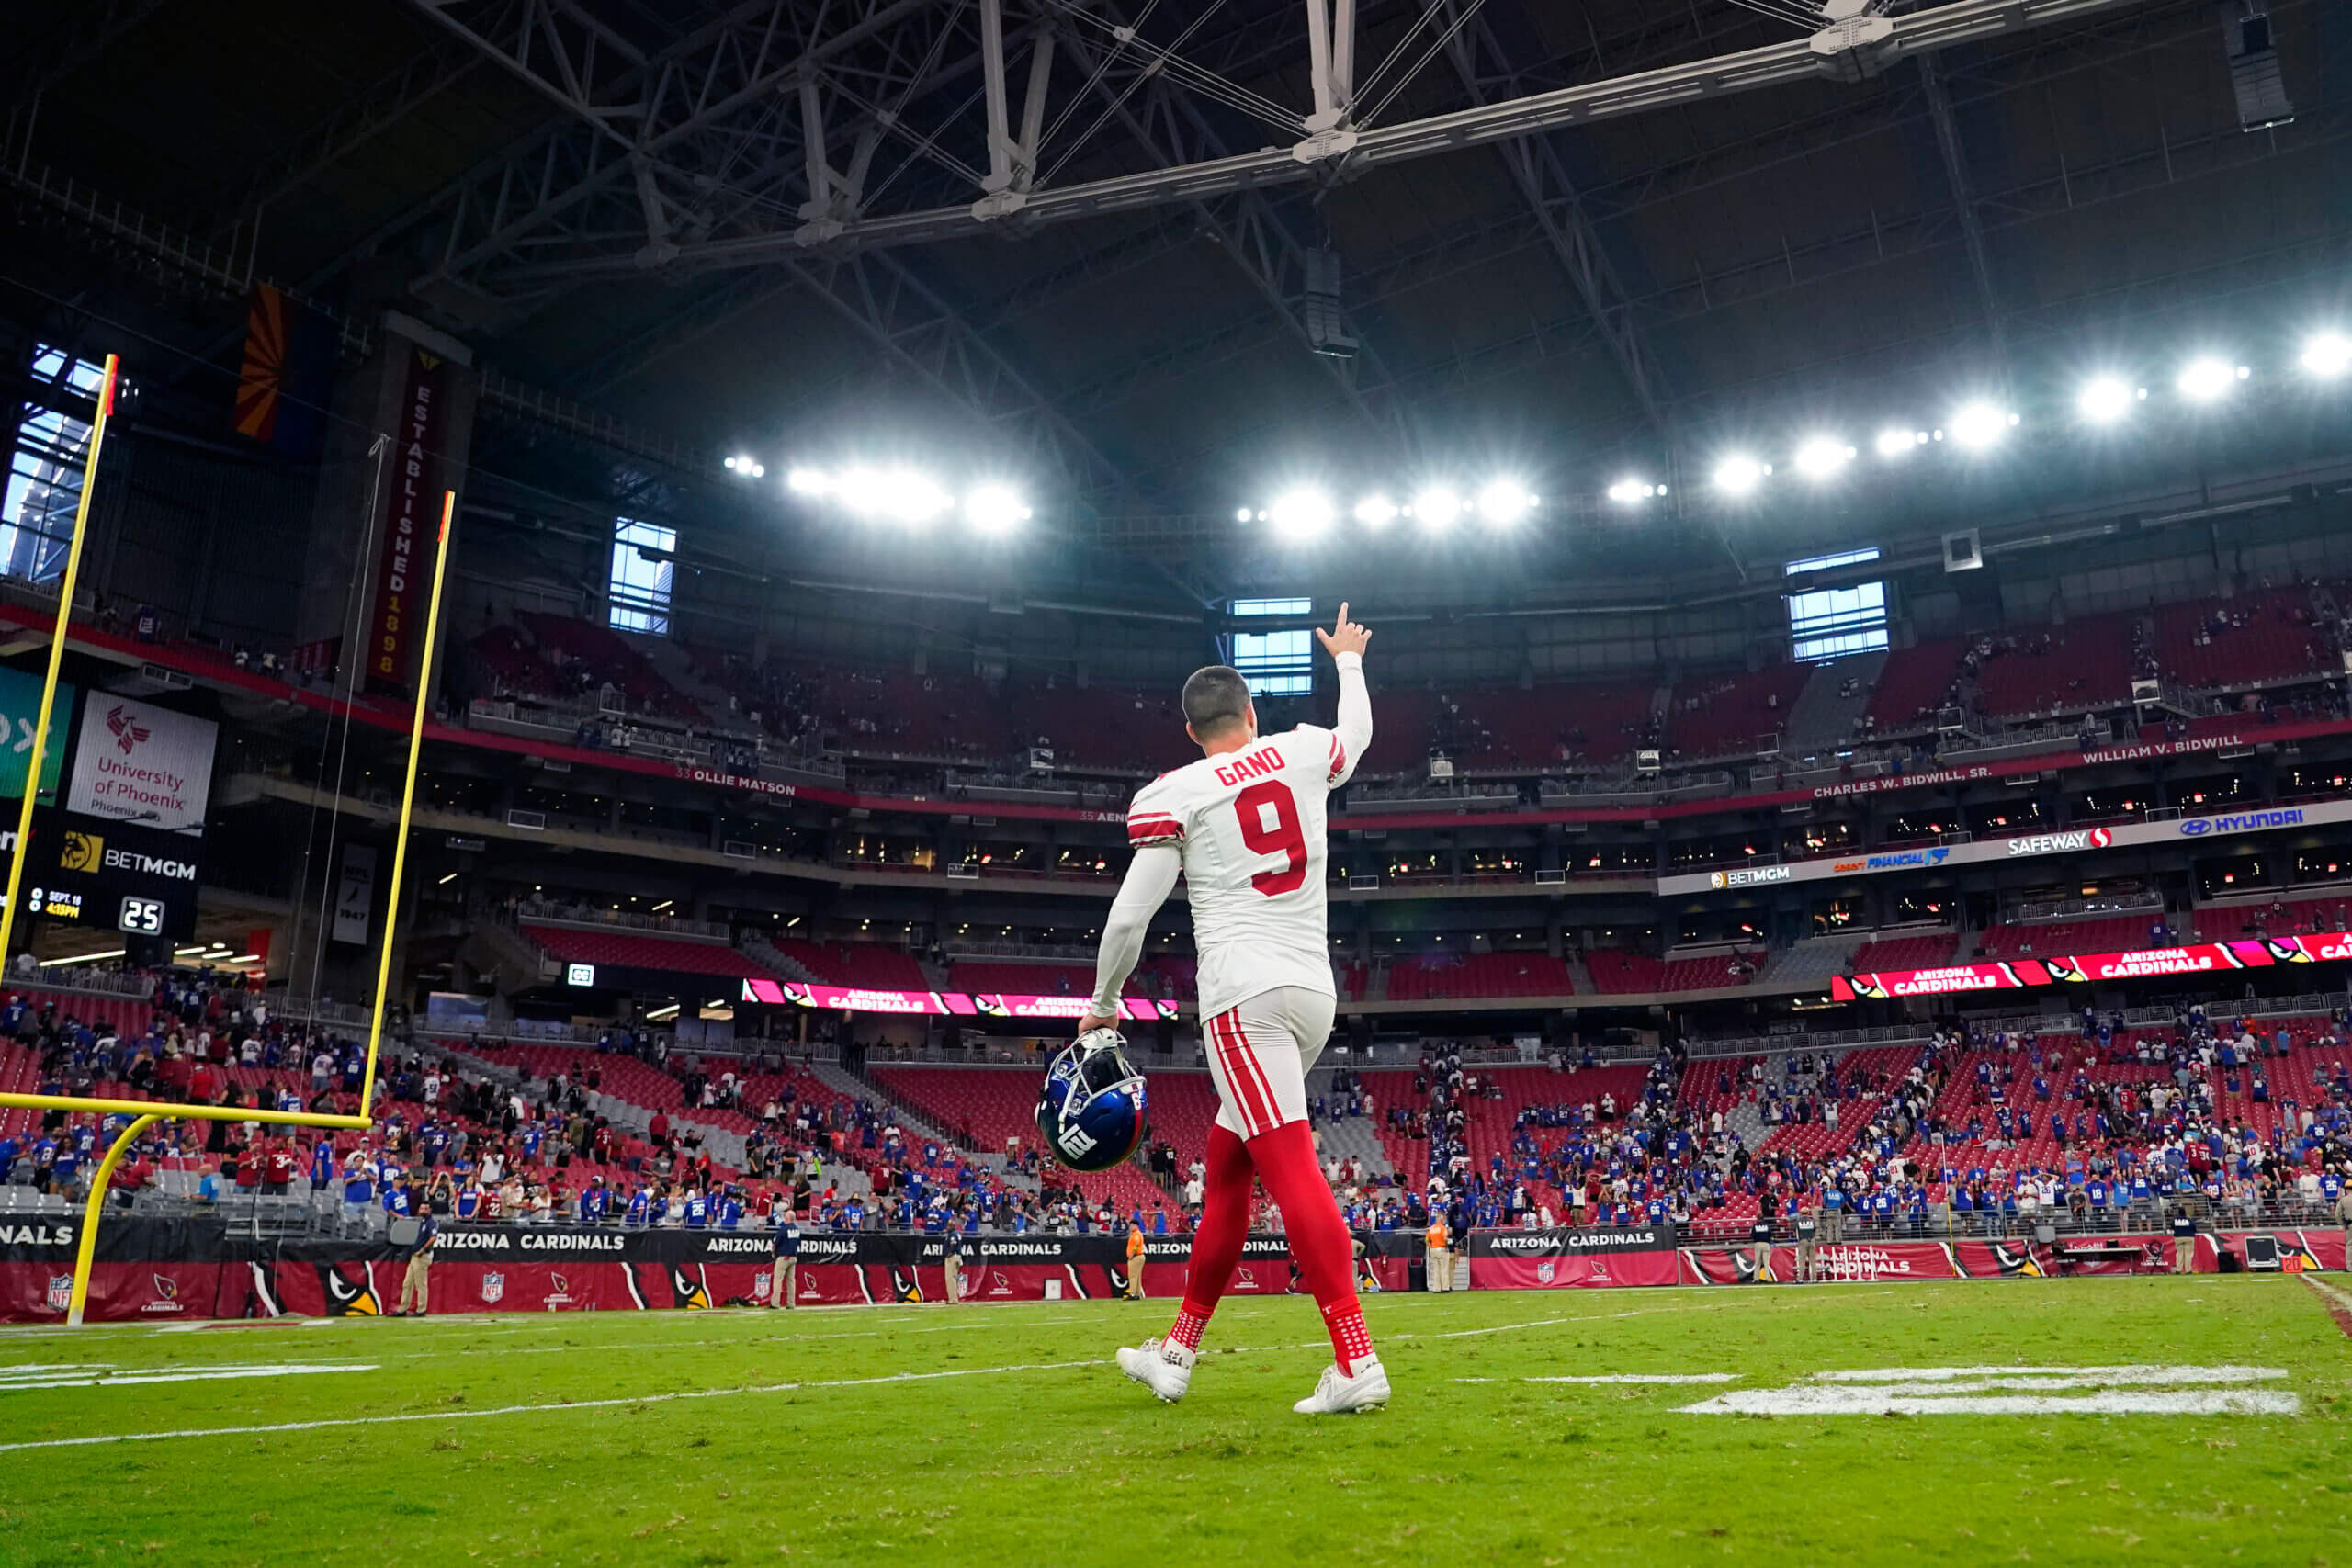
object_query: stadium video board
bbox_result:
[1832,931,2352,1001]
[740,976,1170,1021]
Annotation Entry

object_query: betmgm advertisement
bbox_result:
[0,670,217,942]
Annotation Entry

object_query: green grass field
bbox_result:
[2,1276,2348,1567]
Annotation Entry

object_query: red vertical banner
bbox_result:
[366,346,447,695]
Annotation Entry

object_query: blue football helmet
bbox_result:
[1036,1030,1148,1172]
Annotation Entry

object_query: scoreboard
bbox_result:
[1,684,217,943]
[28,814,205,940]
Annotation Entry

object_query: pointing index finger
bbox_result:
[1336,601,1349,631]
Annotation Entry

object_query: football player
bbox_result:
[1080,603,1386,1415]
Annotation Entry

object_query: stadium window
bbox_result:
[1783,546,1881,576]
[608,517,676,635]
[1228,596,1314,695]
[1786,580,1889,662]
[2,344,107,584]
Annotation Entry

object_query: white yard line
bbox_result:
[0,1359,1103,1453]
[0,1362,377,1391]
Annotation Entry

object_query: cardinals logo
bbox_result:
[885,1266,922,1304]
[319,1264,381,1315]
[146,1274,181,1313]
[667,1265,711,1310]
[1988,1242,2044,1278]
[107,705,151,756]
[1734,1246,1779,1284]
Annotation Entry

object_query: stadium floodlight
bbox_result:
[1606,478,1655,504]
[1712,455,1767,496]
[2075,376,2143,425]
[964,484,1031,535]
[1948,401,2016,450]
[1235,506,1254,523]
[786,467,830,496]
[836,466,953,524]
[1873,428,1924,459]
[1792,437,1855,480]
[1476,480,1534,525]
[2177,355,2247,402]
[1353,493,1399,528]
[2301,333,2352,378]
[1409,486,1464,528]
[1268,488,1335,541]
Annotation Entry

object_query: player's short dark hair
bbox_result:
[1182,664,1252,739]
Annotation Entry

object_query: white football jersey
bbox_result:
[1127,722,1356,1021]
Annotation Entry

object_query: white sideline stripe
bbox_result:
[0,1362,377,1391]
[2303,1273,2352,1320]
[0,1359,1102,1452]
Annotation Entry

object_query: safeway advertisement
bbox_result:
[64,694,218,835]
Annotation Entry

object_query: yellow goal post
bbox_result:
[0,354,456,1322]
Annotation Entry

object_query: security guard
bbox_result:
[1125,1222,1148,1301]
[1795,1204,1820,1283]
[1425,1213,1453,1293]
[2171,1203,2197,1276]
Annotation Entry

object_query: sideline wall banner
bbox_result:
[3,1223,2335,1320]
[1468,1224,1679,1289]
[1834,930,2352,1001]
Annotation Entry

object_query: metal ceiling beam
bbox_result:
[783,250,1156,517]
[1437,0,1672,446]
[405,0,1155,513]
[484,0,2162,285]
[1051,21,1416,450]
[1917,51,2004,355]
[1151,91,2348,465]
[401,0,949,287]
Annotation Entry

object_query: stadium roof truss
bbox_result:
[379,0,2159,511]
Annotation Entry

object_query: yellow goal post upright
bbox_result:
[0,365,458,1323]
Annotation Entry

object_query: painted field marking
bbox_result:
[0,1361,377,1392]
[2302,1272,2352,1337]
[0,1357,1102,1453]
[1681,1364,2300,1416]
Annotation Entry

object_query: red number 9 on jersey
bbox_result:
[1233,779,1308,895]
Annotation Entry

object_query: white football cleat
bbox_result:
[1116,1337,1196,1403]
[1294,1356,1390,1415]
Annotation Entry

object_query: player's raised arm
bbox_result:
[1316,600,1373,789]
[1079,842,1182,1034]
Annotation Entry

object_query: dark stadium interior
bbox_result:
[1,0,2349,1294]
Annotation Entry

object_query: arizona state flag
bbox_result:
[232,284,334,457]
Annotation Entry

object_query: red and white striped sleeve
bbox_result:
[1126,781,1186,849]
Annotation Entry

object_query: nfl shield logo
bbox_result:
[754,1269,772,1301]
[45,1275,72,1312]
[481,1272,504,1305]
[1535,1261,1556,1284]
